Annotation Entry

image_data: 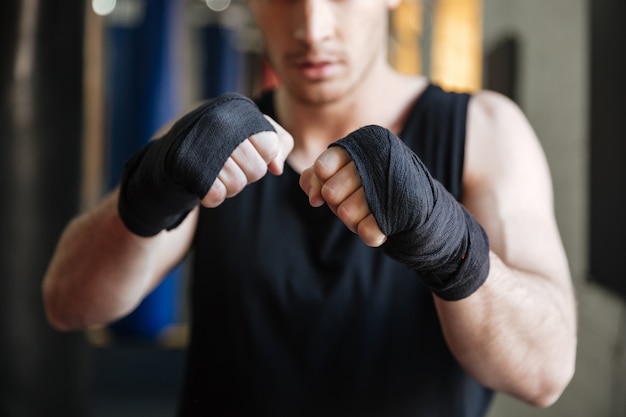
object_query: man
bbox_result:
[43,0,577,415]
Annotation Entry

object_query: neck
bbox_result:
[274,63,428,171]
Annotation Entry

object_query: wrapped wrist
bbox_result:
[331,125,490,300]
[118,93,275,237]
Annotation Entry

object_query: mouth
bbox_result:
[294,58,338,81]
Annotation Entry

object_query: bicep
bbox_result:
[462,91,570,285]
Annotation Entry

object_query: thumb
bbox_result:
[264,115,294,175]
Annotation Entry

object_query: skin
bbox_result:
[43,0,577,409]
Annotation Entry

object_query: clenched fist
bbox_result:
[299,146,387,247]
[204,116,294,207]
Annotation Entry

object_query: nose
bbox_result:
[294,0,334,45]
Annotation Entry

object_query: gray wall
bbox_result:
[483,1,626,416]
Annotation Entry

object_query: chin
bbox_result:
[290,82,351,106]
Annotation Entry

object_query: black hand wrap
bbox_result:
[330,125,490,301]
[118,93,275,237]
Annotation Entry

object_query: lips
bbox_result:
[293,57,338,80]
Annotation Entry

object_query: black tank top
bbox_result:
[180,85,493,416]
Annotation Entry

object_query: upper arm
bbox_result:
[462,91,571,286]
[42,190,198,330]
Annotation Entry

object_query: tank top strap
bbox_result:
[399,84,471,201]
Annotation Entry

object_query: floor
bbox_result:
[89,343,187,417]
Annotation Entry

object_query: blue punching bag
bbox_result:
[103,0,184,341]
[196,3,249,97]
[199,23,244,96]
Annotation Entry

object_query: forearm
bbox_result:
[43,191,176,331]
[434,252,577,407]
[43,95,284,332]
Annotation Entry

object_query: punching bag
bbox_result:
[198,23,245,97]
[0,1,89,417]
[104,0,185,341]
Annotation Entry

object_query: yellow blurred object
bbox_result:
[431,0,483,93]
[390,0,422,75]
[390,0,482,93]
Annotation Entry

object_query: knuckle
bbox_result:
[267,137,281,160]
[313,156,334,180]
[232,172,248,193]
[299,168,313,189]
[246,162,268,183]
[252,132,280,162]
[320,182,340,204]
[336,202,354,223]
[203,185,226,208]
[336,204,357,231]
[359,228,378,247]
[358,219,386,247]
[281,131,294,153]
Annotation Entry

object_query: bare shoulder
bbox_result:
[462,90,563,271]
[464,90,548,187]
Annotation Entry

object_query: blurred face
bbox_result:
[248,0,399,105]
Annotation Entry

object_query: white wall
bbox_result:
[482,1,626,416]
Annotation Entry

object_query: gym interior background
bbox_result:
[0,0,624,416]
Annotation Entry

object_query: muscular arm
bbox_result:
[434,91,576,406]
[42,190,196,331]
[43,113,293,332]
[301,91,576,407]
